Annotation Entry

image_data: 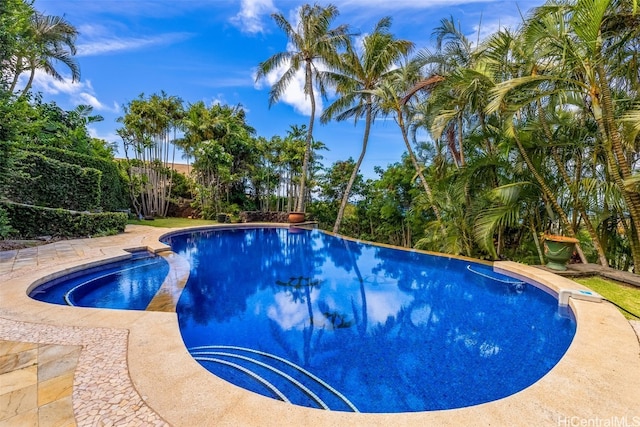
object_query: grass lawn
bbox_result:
[574,276,640,320]
[127,217,218,228]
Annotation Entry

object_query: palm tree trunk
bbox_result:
[594,63,640,271]
[397,111,443,223]
[551,146,607,266]
[8,56,24,93]
[333,104,372,233]
[536,102,608,266]
[296,61,315,213]
[457,115,465,167]
[20,66,36,96]
[164,131,177,217]
[530,217,545,264]
[479,111,499,188]
[512,128,588,263]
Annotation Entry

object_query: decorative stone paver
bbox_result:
[0,317,167,427]
[0,225,175,426]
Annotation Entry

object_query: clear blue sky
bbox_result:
[29,0,543,177]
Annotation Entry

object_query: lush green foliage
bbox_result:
[0,1,131,241]
[386,2,640,270]
[2,0,639,275]
[1,94,112,157]
[175,102,256,218]
[0,137,14,190]
[1,201,126,238]
[0,0,33,91]
[308,156,430,247]
[6,149,102,211]
[3,0,80,96]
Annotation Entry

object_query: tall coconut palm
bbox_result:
[369,61,444,224]
[9,11,80,96]
[256,3,348,213]
[404,17,477,168]
[321,17,413,233]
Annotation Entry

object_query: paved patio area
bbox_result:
[1,225,639,426]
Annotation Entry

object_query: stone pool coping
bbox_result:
[1,224,639,426]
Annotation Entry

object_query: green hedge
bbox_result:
[1,201,127,238]
[24,145,129,211]
[6,150,102,211]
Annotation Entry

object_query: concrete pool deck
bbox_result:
[1,224,639,426]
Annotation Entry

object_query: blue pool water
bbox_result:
[30,252,169,310]
[164,227,576,413]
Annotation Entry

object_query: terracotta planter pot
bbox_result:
[543,234,578,271]
[288,212,305,224]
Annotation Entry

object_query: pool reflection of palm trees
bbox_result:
[172,228,291,325]
[273,232,370,357]
[319,233,369,336]
[275,276,355,330]
[275,276,321,326]
[170,227,573,412]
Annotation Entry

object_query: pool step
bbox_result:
[188,345,358,412]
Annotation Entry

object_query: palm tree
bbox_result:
[73,104,103,125]
[281,124,307,211]
[178,102,257,216]
[256,3,348,213]
[401,18,505,254]
[370,61,444,224]
[9,11,80,96]
[404,17,477,168]
[1,0,34,91]
[321,17,413,233]
[118,92,184,217]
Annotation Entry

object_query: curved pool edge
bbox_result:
[1,224,639,426]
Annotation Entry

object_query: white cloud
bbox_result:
[77,32,193,57]
[209,95,226,106]
[253,59,324,117]
[73,92,120,113]
[28,71,119,113]
[354,33,368,54]
[230,0,277,34]
[88,127,119,144]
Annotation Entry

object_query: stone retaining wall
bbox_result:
[239,211,289,223]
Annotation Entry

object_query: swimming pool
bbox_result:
[163,227,576,413]
[30,251,169,310]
